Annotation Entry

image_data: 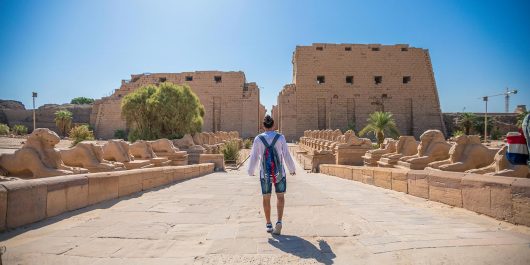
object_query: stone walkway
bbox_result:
[1,159,530,264]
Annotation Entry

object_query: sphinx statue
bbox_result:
[362,138,397,166]
[173,134,196,149]
[427,135,496,172]
[0,128,87,178]
[466,145,529,178]
[149,138,188,166]
[396,130,451,170]
[102,140,153,169]
[60,142,124,172]
[129,140,170,167]
[377,136,418,167]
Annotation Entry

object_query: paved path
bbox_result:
[2,159,530,264]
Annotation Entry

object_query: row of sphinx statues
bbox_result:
[298,129,529,178]
[0,128,242,179]
[362,130,529,178]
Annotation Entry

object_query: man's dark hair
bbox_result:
[263,115,274,129]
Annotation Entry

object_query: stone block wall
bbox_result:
[319,164,530,227]
[0,163,215,232]
[91,71,263,139]
[277,44,445,141]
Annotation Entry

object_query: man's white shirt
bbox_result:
[247,131,296,177]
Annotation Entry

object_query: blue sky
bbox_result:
[0,0,529,113]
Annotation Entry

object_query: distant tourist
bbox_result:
[248,115,296,235]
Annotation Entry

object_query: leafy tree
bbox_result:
[121,82,205,141]
[473,116,496,138]
[69,124,94,146]
[455,112,478,135]
[54,109,73,137]
[359,111,400,146]
[71,97,95,104]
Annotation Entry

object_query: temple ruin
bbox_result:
[274,44,445,141]
[90,71,266,139]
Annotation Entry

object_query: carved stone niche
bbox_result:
[396,130,451,170]
[377,136,418,168]
[0,128,87,178]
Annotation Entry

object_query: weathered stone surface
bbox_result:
[407,170,429,199]
[199,154,225,171]
[391,169,409,193]
[373,168,392,189]
[3,179,47,229]
[0,185,7,231]
[377,136,418,167]
[87,173,119,205]
[511,178,530,226]
[41,175,89,217]
[0,128,87,178]
[427,171,463,207]
[361,168,374,185]
[117,171,143,196]
[362,138,397,166]
[462,173,515,221]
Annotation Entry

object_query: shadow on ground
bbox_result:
[269,234,336,265]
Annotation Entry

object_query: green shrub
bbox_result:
[221,140,240,162]
[54,109,73,137]
[0,123,9,135]
[12,124,28,135]
[69,124,95,145]
[243,138,252,149]
[114,129,128,140]
[452,130,465,137]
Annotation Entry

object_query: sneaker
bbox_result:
[273,221,282,235]
[266,223,273,233]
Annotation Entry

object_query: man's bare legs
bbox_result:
[263,194,272,224]
[276,193,285,222]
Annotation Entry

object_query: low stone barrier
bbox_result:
[0,163,215,232]
[319,164,530,227]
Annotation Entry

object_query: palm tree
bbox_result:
[359,111,400,146]
[54,109,73,137]
[455,112,478,135]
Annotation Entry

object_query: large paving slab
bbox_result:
[1,159,530,264]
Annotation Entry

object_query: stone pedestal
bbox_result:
[123,160,153,170]
[199,154,225,171]
[377,156,403,168]
[335,146,371,166]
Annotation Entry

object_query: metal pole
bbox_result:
[484,99,488,142]
[32,95,36,131]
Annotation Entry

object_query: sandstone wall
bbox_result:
[277,44,445,141]
[0,163,215,231]
[91,71,262,139]
[319,164,530,227]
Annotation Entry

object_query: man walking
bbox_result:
[248,115,296,235]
